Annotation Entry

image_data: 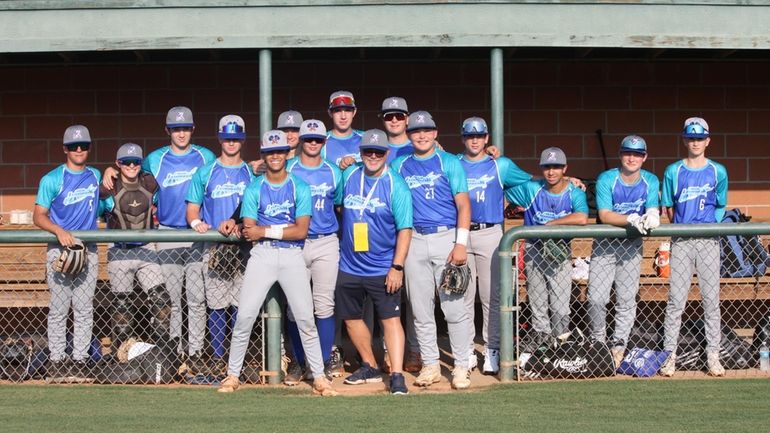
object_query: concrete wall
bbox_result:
[1,59,769,218]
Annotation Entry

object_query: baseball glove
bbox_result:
[53,239,87,275]
[439,263,472,295]
[116,337,139,364]
[542,239,571,263]
[208,243,241,277]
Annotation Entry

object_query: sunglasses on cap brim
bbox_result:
[683,122,709,137]
[329,96,355,108]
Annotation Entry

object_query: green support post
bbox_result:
[490,48,504,154]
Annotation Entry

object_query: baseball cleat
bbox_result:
[659,354,676,377]
[413,364,441,387]
[284,361,305,386]
[451,366,471,390]
[707,351,725,377]
[217,375,240,393]
[312,377,339,397]
[329,346,345,377]
[403,351,422,373]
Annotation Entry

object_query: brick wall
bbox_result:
[0,60,768,219]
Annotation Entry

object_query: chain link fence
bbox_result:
[0,232,267,385]
[499,223,770,381]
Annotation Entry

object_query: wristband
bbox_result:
[455,228,469,246]
[265,225,284,240]
[190,219,203,229]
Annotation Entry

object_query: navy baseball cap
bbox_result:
[299,119,327,141]
[406,111,437,132]
[619,135,647,155]
[682,117,710,139]
[218,114,246,141]
[461,117,488,136]
[166,106,194,128]
[359,129,389,152]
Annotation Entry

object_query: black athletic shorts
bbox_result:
[335,270,402,321]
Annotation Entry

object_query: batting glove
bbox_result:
[626,213,647,235]
[641,208,661,231]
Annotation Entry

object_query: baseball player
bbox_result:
[277,110,304,159]
[105,106,215,374]
[505,147,588,346]
[659,117,728,377]
[458,117,533,375]
[186,115,255,376]
[100,143,170,353]
[283,119,343,384]
[336,129,413,395]
[391,111,474,390]
[380,96,414,163]
[33,125,101,378]
[323,90,363,170]
[218,130,337,396]
[379,96,420,373]
[587,135,660,367]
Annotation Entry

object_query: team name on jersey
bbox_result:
[310,182,334,197]
[533,210,570,225]
[211,181,247,199]
[162,168,198,188]
[678,184,714,202]
[404,172,442,189]
[468,174,496,191]
[613,198,646,214]
[63,184,97,206]
[343,193,387,213]
[265,199,294,217]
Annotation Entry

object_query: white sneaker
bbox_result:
[482,348,499,375]
[707,351,725,377]
[659,354,676,377]
[451,366,471,390]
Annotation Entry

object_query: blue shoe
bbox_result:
[343,362,382,385]
[389,372,408,395]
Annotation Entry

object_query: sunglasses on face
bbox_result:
[383,112,407,122]
[119,158,142,167]
[362,149,387,158]
[65,143,90,152]
[302,138,325,145]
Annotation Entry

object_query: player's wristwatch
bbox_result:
[391,264,404,272]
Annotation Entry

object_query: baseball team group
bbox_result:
[32,89,728,395]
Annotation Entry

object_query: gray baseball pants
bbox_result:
[524,241,572,336]
[291,234,338,319]
[156,227,205,356]
[228,244,325,379]
[405,229,472,368]
[202,242,243,309]
[587,237,643,347]
[46,243,98,362]
[107,244,164,294]
[664,237,722,353]
[465,226,502,351]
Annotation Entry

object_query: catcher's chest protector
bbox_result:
[109,175,155,230]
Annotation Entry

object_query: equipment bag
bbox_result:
[720,209,770,278]
[522,330,616,379]
[617,348,671,377]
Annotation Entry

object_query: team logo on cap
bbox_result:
[127,146,137,154]
[175,111,186,121]
[369,133,380,143]
[268,134,280,144]
[286,115,296,125]
[416,114,425,124]
[389,98,399,108]
[547,151,557,161]
[307,121,319,131]
[72,129,82,139]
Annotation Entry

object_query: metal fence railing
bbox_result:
[498,223,770,382]
[0,230,280,385]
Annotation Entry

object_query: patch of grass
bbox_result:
[1,380,769,433]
